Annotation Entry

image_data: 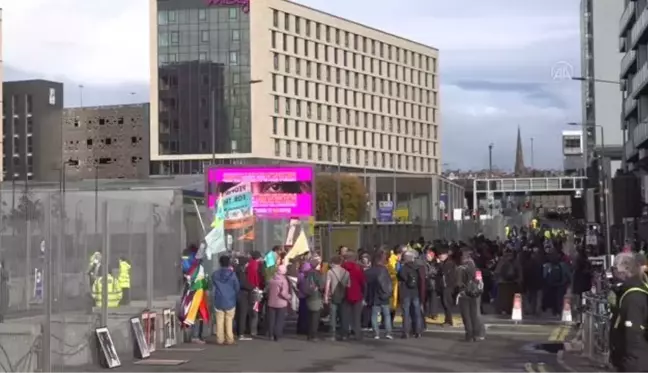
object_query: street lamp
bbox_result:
[571,76,626,172]
[336,127,344,222]
[210,79,263,164]
[568,121,612,264]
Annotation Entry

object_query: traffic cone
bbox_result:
[511,293,523,322]
[562,295,572,324]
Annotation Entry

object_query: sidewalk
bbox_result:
[558,349,610,372]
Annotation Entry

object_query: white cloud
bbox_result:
[2,0,149,84]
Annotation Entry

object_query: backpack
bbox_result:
[300,271,318,297]
[376,268,392,301]
[501,261,517,282]
[461,266,483,298]
[330,270,347,304]
[547,263,563,286]
[405,268,418,289]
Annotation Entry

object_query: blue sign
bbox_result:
[439,193,448,211]
[377,201,394,222]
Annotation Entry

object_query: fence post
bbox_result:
[42,194,52,373]
[101,200,109,327]
[146,204,155,310]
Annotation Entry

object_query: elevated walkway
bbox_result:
[472,176,585,207]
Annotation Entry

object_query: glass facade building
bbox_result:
[155,0,251,174]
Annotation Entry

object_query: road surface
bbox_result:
[76,322,574,372]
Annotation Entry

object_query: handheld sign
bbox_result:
[475,270,482,281]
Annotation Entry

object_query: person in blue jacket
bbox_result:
[211,255,240,345]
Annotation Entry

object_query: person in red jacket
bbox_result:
[341,251,367,340]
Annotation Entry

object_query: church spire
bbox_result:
[514,126,525,176]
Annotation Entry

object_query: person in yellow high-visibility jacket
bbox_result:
[387,246,404,316]
[118,257,131,305]
[92,270,123,308]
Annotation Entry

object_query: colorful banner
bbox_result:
[206,166,314,218]
[221,182,254,229]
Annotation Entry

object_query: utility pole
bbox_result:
[488,143,494,177]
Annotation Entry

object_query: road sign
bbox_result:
[377,201,393,222]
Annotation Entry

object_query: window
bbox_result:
[305,20,310,36]
[295,16,301,33]
[272,74,277,91]
[271,31,276,49]
[286,141,292,157]
[273,53,279,70]
[198,9,206,21]
[230,52,238,64]
[232,30,240,41]
[285,98,291,115]
[273,10,278,27]
[284,13,290,31]
[295,58,301,75]
[158,11,168,25]
[274,140,280,156]
[229,8,237,19]
[274,97,279,113]
[285,55,290,73]
[199,52,207,61]
[272,117,278,134]
[201,31,209,42]
[170,32,179,44]
[296,142,302,158]
[315,23,320,39]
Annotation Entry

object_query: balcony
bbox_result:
[620,1,636,36]
[634,119,648,148]
[625,95,638,118]
[632,62,648,97]
[631,5,648,49]
[621,37,627,53]
[621,50,638,79]
[625,135,636,161]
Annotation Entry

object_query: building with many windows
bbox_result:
[2,80,63,182]
[562,130,584,175]
[62,104,150,180]
[0,9,4,181]
[150,0,440,175]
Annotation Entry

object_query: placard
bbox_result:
[142,311,157,353]
[163,309,174,348]
[95,327,121,369]
[169,310,178,347]
[130,317,150,359]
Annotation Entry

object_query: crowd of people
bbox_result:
[179,222,603,346]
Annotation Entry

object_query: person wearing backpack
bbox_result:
[456,248,485,342]
[608,252,648,372]
[424,247,439,320]
[542,253,570,316]
[495,249,519,315]
[302,256,324,341]
[365,249,393,339]
[324,255,350,340]
[397,251,423,338]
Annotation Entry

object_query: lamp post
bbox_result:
[568,121,611,263]
[336,127,344,222]
[488,143,494,177]
[210,80,262,165]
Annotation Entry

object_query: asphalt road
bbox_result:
[78,322,574,372]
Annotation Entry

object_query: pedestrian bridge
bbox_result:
[472,176,586,207]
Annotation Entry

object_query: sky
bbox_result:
[0,0,583,171]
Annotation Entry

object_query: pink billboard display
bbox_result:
[206,166,314,218]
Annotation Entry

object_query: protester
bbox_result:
[266,264,291,341]
[234,255,254,340]
[303,256,324,341]
[437,248,456,326]
[398,250,422,338]
[542,252,570,316]
[495,249,519,315]
[211,255,240,345]
[456,248,485,342]
[324,255,350,340]
[341,251,366,341]
[296,260,312,335]
[423,247,439,320]
[365,249,393,339]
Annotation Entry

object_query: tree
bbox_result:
[315,174,367,221]
[7,189,43,233]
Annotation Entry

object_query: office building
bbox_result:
[2,80,63,182]
[621,0,648,205]
[562,130,584,175]
[62,104,150,180]
[580,0,624,222]
[0,9,4,181]
[149,0,440,175]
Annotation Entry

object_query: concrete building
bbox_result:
[580,0,624,222]
[622,0,648,205]
[62,104,150,180]
[0,9,4,182]
[2,80,64,182]
[149,0,440,175]
[562,129,584,175]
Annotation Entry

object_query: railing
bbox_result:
[620,49,636,79]
[620,1,636,36]
[631,4,648,49]
[631,62,648,97]
[624,95,637,118]
[581,292,611,368]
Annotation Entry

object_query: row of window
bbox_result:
[271,117,437,156]
[273,139,438,173]
[158,29,242,47]
[271,9,435,72]
[158,8,240,25]
[271,73,436,123]
[272,95,435,138]
[272,54,436,107]
[271,32,434,89]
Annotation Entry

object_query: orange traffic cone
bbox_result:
[511,293,523,323]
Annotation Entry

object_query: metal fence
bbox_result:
[316,213,531,260]
[0,189,184,372]
[581,292,611,368]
